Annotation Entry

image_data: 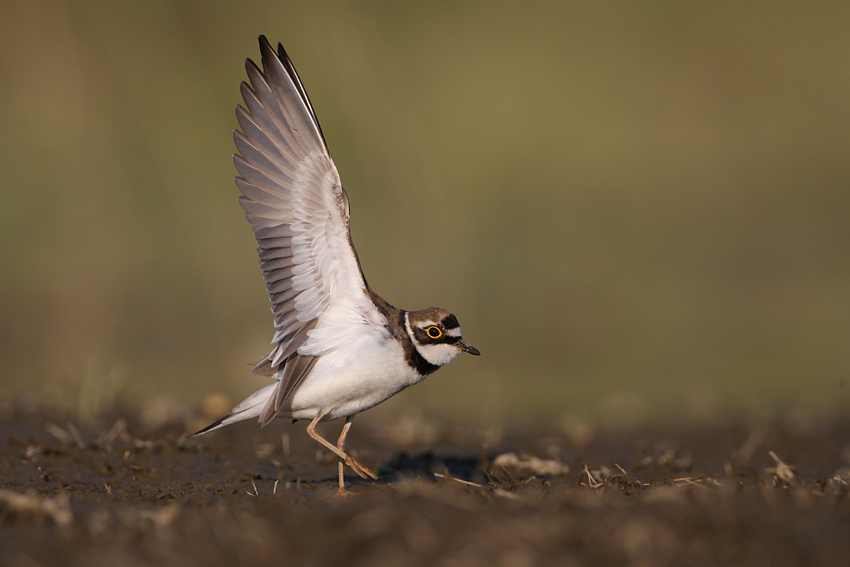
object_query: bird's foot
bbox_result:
[335,485,357,497]
[345,456,379,480]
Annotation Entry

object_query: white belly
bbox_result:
[285,335,425,421]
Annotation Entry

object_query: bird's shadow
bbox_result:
[369,450,487,485]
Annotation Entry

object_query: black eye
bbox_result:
[426,326,442,339]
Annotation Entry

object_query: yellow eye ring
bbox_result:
[426,326,442,339]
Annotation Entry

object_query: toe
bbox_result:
[346,457,379,480]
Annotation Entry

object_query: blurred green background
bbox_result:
[2,0,848,427]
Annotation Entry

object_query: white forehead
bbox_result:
[445,327,462,338]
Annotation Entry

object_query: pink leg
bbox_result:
[336,416,354,495]
[305,412,378,495]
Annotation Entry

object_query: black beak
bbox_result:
[458,340,480,356]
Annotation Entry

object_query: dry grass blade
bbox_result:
[433,472,483,489]
[672,477,705,487]
[768,451,796,483]
[582,464,603,489]
[44,423,74,444]
[96,418,127,448]
[66,422,86,449]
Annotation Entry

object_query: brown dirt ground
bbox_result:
[1,401,849,567]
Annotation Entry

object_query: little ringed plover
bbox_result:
[194,36,479,494]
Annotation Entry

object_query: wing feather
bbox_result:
[235,100,294,161]
[259,355,318,427]
[234,36,384,424]
[233,157,286,195]
[262,257,296,272]
[233,133,299,189]
[255,224,294,239]
[238,88,303,165]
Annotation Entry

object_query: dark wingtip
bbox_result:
[189,413,232,437]
[258,35,276,63]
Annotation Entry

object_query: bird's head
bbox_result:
[405,307,480,367]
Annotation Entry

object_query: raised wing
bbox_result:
[233,36,374,425]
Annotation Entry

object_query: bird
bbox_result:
[193,36,480,495]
